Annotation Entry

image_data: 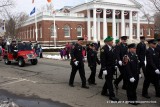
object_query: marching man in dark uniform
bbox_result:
[155,38,160,55]
[123,43,140,105]
[87,43,100,85]
[142,39,160,98]
[101,36,119,101]
[69,38,89,89]
[136,36,146,78]
[155,38,160,86]
[114,36,128,90]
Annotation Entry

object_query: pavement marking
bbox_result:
[0,77,37,86]
[0,79,25,86]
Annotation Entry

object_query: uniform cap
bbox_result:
[128,43,136,49]
[156,38,160,41]
[121,36,127,40]
[147,39,157,44]
[115,39,120,44]
[89,43,95,47]
[104,36,113,42]
[77,37,84,41]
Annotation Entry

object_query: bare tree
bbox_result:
[149,0,160,12]
[4,12,28,39]
[0,0,14,8]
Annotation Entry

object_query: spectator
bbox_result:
[59,48,64,60]
[65,42,71,59]
[0,45,2,61]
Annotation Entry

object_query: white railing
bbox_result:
[41,11,84,17]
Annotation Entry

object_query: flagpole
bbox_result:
[51,0,56,47]
[35,11,38,42]
[34,0,38,42]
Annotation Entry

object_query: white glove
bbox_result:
[130,77,135,83]
[115,66,118,69]
[74,61,79,66]
[155,69,160,74]
[118,61,122,66]
[139,74,142,78]
[103,70,107,75]
[144,61,147,66]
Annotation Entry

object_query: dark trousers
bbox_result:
[69,62,86,86]
[126,79,139,101]
[114,66,127,89]
[102,74,115,98]
[88,66,96,83]
[142,75,160,96]
[66,51,70,59]
[98,67,103,78]
[140,62,146,75]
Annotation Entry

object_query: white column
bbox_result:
[129,11,133,40]
[103,8,107,39]
[137,11,140,40]
[117,22,120,39]
[121,10,125,36]
[93,8,97,42]
[98,14,101,41]
[87,9,91,41]
[112,9,116,41]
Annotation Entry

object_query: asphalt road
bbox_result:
[0,58,159,107]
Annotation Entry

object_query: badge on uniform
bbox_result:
[101,49,104,52]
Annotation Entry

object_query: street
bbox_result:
[0,58,159,107]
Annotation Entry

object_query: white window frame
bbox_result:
[64,25,70,37]
[140,28,143,36]
[33,28,34,38]
[51,25,57,38]
[77,26,82,37]
[40,27,42,38]
[147,28,151,36]
[132,26,136,36]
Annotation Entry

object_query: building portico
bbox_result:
[70,0,142,42]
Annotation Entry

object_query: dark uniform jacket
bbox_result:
[116,43,128,61]
[87,49,100,67]
[146,47,160,78]
[124,52,140,80]
[70,43,83,64]
[155,44,160,54]
[100,45,116,75]
[136,42,146,64]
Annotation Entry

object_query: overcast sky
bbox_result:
[13,0,151,15]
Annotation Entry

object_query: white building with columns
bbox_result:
[71,0,153,42]
[17,0,154,44]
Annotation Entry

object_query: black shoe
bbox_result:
[101,92,109,96]
[109,97,119,101]
[142,94,151,99]
[114,82,119,89]
[81,85,89,89]
[69,84,74,87]
[156,95,160,98]
[98,76,103,79]
[92,83,97,85]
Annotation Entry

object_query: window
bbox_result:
[64,25,70,37]
[51,25,57,37]
[140,28,143,36]
[147,28,150,36]
[77,26,82,37]
[132,26,136,36]
[33,27,34,38]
